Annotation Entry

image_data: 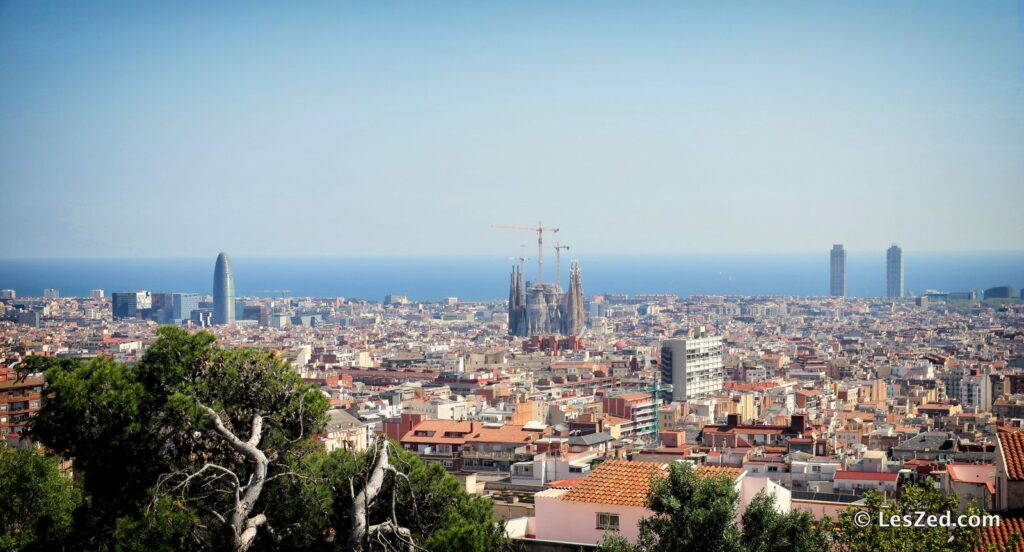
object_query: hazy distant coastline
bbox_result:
[1,252,1021,302]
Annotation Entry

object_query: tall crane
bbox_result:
[553,243,571,289]
[506,255,530,275]
[494,221,559,285]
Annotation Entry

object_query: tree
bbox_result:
[834,483,980,552]
[635,462,742,552]
[25,326,508,551]
[0,446,83,551]
[261,437,512,552]
[739,491,832,552]
[597,465,831,552]
[26,327,329,550]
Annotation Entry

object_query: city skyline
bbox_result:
[2,1,1023,258]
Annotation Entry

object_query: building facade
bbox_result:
[111,291,152,319]
[886,244,903,299]
[830,244,846,297]
[213,252,235,325]
[660,328,724,402]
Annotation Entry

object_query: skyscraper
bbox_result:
[886,244,903,299]
[112,291,152,319]
[172,292,200,323]
[213,252,235,325]
[830,244,846,297]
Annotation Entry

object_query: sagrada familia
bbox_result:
[507,261,585,337]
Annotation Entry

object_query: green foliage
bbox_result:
[597,465,832,552]
[112,496,202,552]
[635,462,742,552]
[260,442,511,551]
[834,483,980,552]
[0,446,83,552]
[21,326,506,551]
[740,491,832,552]
[25,326,328,549]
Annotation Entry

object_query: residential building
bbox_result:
[660,327,724,402]
[830,244,846,297]
[886,244,903,299]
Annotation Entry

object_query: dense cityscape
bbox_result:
[3,243,1023,549]
[3,1,1022,551]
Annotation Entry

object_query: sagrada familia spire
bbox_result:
[507,261,585,337]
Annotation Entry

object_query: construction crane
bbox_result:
[505,255,530,275]
[553,243,571,288]
[494,221,559,285]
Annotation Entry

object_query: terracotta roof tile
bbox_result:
[559,461,742,507]
[562,461,667,507]
[977,513,1024,551]
[1000,431,1024,481]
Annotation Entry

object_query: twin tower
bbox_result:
[508,261,585,337]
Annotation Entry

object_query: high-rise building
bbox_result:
[983,286,1017,300]
[0,289,14,299]
[112,291,152,319]
[242,304,270,327]
[149,292,175,323]
[829,244,846,297]
[660,327,724,402]
[43,288,59,300]
[213,252,235,326]
[886,244,903,299]
[172,293,200,323]
[90,289,105,300]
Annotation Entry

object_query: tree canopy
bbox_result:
[0,445,83,552]
[8,326,507,552]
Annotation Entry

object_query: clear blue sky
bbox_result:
[1,1,1022,258]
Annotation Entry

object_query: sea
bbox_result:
[1,253,1022,302]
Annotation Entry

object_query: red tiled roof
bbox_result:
[559,461,743,507]
[561,461,667,507]
[1002,432,1024,481]
[546,478,585,489]
[977,514,1024,551]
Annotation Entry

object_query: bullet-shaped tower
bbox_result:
[213,252,235,325]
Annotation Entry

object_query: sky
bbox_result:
[1,1,1022,258]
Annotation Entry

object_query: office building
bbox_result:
[192,308,213,327]
[213,252,235,325]
[150,292,175,323]
[984,286,1017,300]
[111,291,152,319]
[43,288,59,300]
[0,289,14,299]
[242,304,270,327]
[172,293,200,323]
[829,244,846,297]
[660,327,724,402]
[886,244,903,299]
[90,289,105,300]
[16,311,40,328]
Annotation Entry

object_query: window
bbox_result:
[597,513,620,531]
[767,466,778,473]
[812,465,821,473]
